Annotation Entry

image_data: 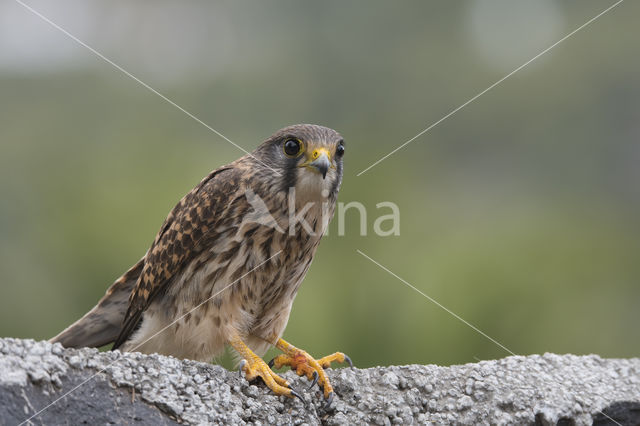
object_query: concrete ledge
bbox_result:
[1,338,639,425]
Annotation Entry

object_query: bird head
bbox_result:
[253,124,345,200]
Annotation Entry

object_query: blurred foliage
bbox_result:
[1,1,639,369]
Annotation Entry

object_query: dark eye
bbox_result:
[335,143,345,158]
[283,139,302,157]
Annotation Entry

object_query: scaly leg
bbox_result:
[229,334,303,402]
[268,338,352,405]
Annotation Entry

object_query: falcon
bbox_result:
[51,124,350,405]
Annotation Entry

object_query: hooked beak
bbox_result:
[299,148,333,179]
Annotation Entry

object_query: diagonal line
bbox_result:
[357,250,625,426]
[356,249,517,356]
[597,411,624,426]
[356,0,625,176]
[128,250,282,354]
[268,250,618,426]
[20,250,282,425]
[13,0,281,176]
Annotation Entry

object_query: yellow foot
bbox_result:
[230,335,303,403]
[238,357,303,402]
[317,352,353,369]
[269,338,352,407]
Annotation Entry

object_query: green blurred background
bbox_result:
[1,1,638,369]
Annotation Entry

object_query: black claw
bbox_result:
[290,389,306,406]
[308,371,319,389]
[323,392,335,410]
[343,354,353,368]
[267,358,275,368]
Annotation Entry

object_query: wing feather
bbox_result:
[112,166,239,349]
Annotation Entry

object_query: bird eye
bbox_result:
[283,139,302,157]
[335,143,345,158]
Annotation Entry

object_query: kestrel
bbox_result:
[51,124,350,405]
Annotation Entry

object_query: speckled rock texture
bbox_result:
[1,338,639,425]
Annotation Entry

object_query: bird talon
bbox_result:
[231,338,292,399]
[290,388,306,406]
[272,339,348,404]
[323,391,335,410]
[267,357,275,368]
[317,352,352,370]
[344,354,353,368]
[308,371,319,389]
[238,359,247,377]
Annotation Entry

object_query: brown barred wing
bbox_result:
[112,166,239,349]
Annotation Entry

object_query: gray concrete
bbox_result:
[1,338,639,425]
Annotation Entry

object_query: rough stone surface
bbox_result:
[1,338,639,425]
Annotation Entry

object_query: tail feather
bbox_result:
[50,258,144,348]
